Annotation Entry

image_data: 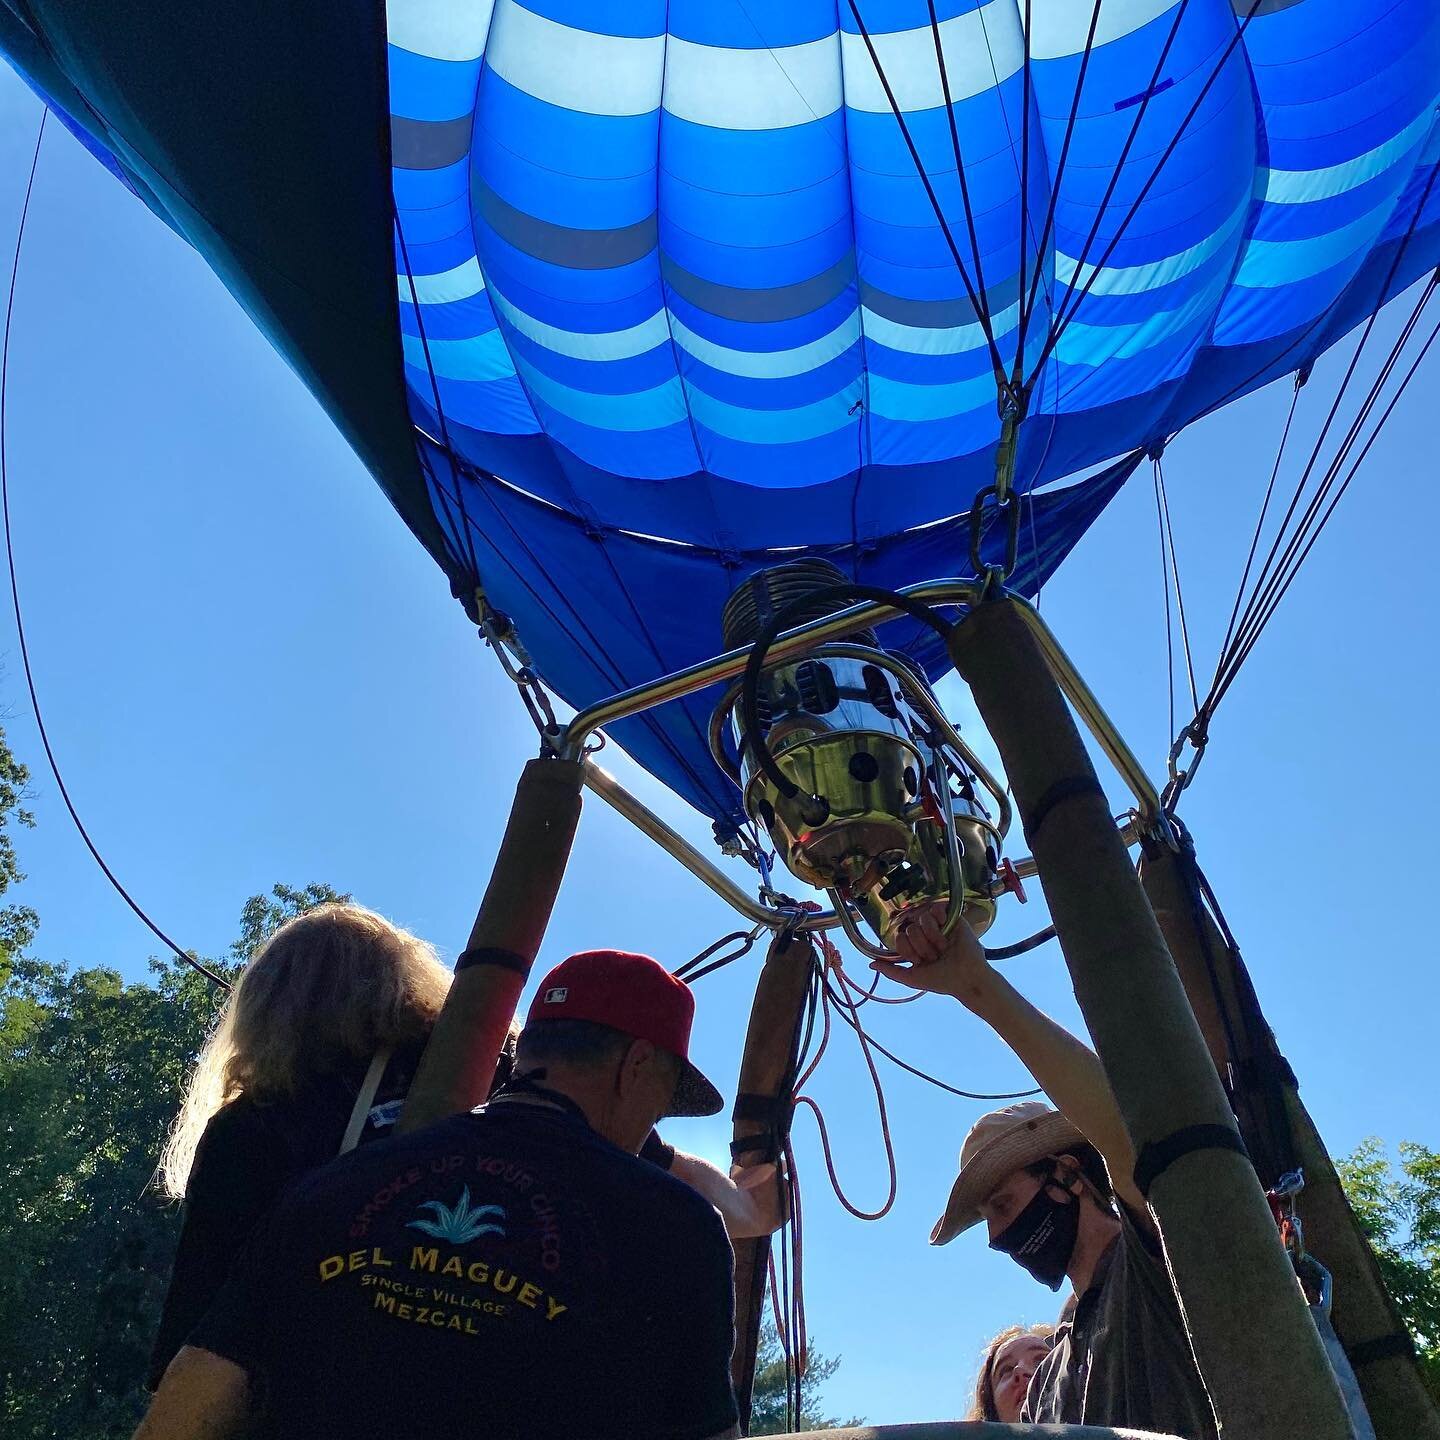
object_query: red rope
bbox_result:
[834,955,923,1007]
[793,976,899,1222]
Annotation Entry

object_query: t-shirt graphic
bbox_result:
[190,1104,737,1440]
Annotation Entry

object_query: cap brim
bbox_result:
[930,1110,1088,1246]
[666,1059,725,1118]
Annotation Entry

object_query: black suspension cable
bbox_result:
[0,114,227,990]
[845,0,1009,389]
[1160,165,1440,807]
[1233,285,1430,656]
[1028,0,1265,388]
[1224,273,1438,662]
[1014,0,1104,355]
[1155,456,1199,715]
[925,0,994,335]
[1033,0,1191,363]
[1214,301,1440,710]
[398,224,743,816]
[1213,372,1306,670]
[1153,460,1179,747]
[1209,273,1439,709]
[394,213,484,585]
[1014,0,1034,372]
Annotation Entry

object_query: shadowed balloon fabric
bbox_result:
[3,0,1438,816]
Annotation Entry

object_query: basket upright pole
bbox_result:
[948,598,1351,1440]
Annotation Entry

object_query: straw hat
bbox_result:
[931,1101,1087,1246]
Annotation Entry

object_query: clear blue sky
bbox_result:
[2,64,1436,1425]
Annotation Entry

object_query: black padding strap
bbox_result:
[455,946,529,976]
[1022,775,1107,840]
[1232,1052,1299,1092]
[1134,1124,1250,1197]
[732,1092,789,1125]
[640,1130,676,1172]
[731,1134,777,1161]
[1347,1332,1416,1368]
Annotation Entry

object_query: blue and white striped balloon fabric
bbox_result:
[390,0,1440,550]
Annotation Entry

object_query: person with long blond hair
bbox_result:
[147,902,465,1388]
[968,1323,1056,1423]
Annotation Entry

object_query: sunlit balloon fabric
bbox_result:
[391,0,1440,550]
[4,0,1439,818]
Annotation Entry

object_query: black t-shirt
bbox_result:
[189,1103,738,1440]
[148,1047,429,1388]
[1022,1205,1217,1439]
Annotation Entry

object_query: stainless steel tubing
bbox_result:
[580,759,842,934]
[559,579,985,758]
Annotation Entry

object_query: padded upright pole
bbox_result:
[949,599,1351,1440]
[730,931,814,1433]
[399,758,583,1133]
[1141,845,1440,1440]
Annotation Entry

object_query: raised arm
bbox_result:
[669,1150,787,1240]
[873,908,1147,1218]
[133,1347,250,1440]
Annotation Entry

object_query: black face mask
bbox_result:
[990,1178,1080,1291]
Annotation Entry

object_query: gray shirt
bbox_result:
[1022,1205,1218,1440]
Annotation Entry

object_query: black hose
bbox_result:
[738,583,955,823]
[984,924,1057,961]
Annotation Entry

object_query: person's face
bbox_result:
[989,1334,1051,1423]
[978,1166,1047,1243]
[609,1039,680,1151]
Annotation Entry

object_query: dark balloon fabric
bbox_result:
[4,2,1439,816]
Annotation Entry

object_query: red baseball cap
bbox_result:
[526,950,723,1117]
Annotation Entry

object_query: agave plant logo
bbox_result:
[407,1186,508,1244]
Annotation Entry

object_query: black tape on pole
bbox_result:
[1022,774,1108,840]
[1134,1123,1252,1198]
[1346,1333,1417,1368]
[454,946,530,976]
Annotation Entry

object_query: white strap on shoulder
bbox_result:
[338,1046,394,1157]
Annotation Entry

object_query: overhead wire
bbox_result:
[0,112,227,990]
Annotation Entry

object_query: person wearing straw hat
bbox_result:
[133,950,745,1440]
[875,909,1217,1440]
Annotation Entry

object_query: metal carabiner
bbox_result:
[968,483,1023,595]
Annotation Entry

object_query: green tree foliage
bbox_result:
[0,716,37,970]
[0,873,343,1438]
[1339,1138,1440,1395]
[749,1315,860,1434]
